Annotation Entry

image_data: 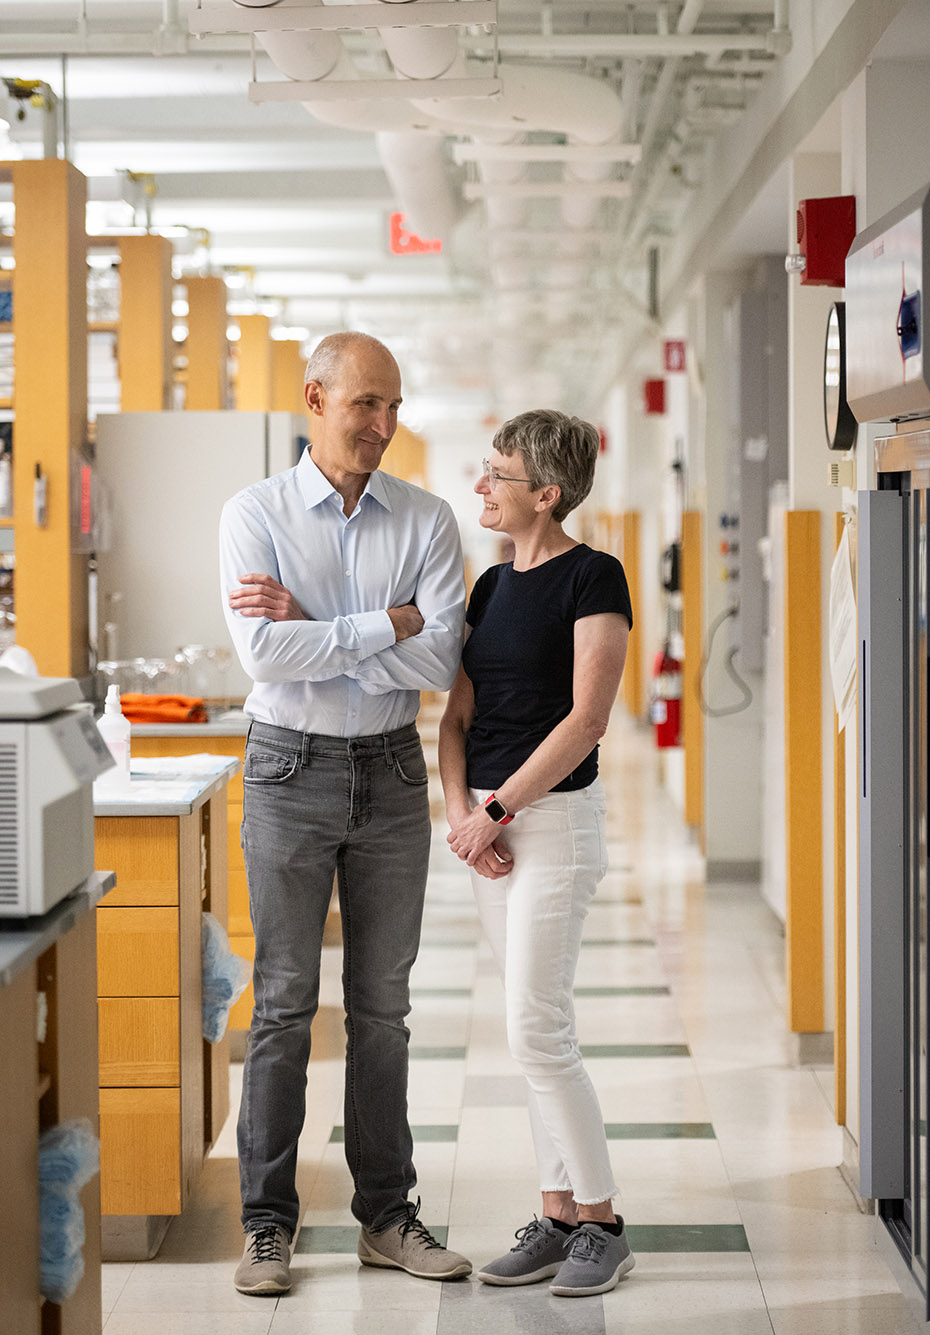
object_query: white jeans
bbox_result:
[469,780,618,1204]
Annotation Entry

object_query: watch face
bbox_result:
[485,797,506,822]
[824,302,858,451]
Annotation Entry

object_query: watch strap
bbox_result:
[483,793,514,825]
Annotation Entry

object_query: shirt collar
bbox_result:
[296,448,392,514]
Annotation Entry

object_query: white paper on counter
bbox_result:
[829,523,857,733]
[130,754,234,777]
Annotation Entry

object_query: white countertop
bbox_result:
[128,710,250,737]
[93,755,241,817]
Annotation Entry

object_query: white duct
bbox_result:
[240,0,630,401]
[375,131,461,239]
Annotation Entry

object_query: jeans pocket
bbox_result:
[391,744,428,786]
[243,747,300,785]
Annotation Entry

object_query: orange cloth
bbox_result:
[119,693,209,724]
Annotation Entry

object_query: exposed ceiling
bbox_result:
[0,1,791,425]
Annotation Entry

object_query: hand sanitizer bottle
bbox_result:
[94,683,131,793]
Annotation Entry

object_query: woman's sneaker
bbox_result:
[477,1217,568,1286]
[549,1217,635,1297]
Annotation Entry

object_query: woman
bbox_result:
[439,409,634,1299]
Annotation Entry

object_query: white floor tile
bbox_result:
[98,711,919,1335]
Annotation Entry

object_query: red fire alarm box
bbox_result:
[643,379,666,414]
[795,196,856,286]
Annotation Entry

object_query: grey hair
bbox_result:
[303,331,395,386]
[493,409,599,523]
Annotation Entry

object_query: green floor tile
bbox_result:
[330,1124,458,1143]
[581,1043,691,1058]
[574,985,670,997]
[409,1045,467,1060]
[410,987,473,997]
[418,939,479,949]
[580,937,656,947]
[295,1223,448,1254]
[625,1223,749,1252]
[605,1122,715,1139]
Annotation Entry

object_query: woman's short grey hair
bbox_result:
[493,409,599,522]
[304,331,393,386]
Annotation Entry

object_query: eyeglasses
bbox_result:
[482,457,533,488]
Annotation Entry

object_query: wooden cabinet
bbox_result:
[130,733,252,1033]
[94,765,234,1257]
[0,873,114,1335]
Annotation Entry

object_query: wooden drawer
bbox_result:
[228,932,255,1032]
[99,1087,181,1216]
[95,816,179,906]
[97,907,179,996]
[98,997,179,1087]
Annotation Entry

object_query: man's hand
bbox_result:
[229,573,308,622]
[387,603,424,642]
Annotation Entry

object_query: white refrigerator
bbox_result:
[94,411,305,702]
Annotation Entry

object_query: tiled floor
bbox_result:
[101,711,918,1333]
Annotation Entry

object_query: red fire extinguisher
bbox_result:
[650,644,682,748]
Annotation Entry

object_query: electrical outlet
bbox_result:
[828,457,856,488]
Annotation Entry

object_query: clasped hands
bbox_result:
[229,573,423,640]
[446,806,513,880]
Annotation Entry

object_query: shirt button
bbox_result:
[345,570,351,576]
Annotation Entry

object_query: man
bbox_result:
[219,331,469,1295]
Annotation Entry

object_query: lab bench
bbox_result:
[0,871,115,1335]
[93,757,239,1260]
[129,717,253,1046]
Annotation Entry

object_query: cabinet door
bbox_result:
[98,997,180,1086]
[97,907,179,995]
[99,1087,181,1215]
[95,816,179,906]
[0,967,40,1335]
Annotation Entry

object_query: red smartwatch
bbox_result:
[483,793,514,825]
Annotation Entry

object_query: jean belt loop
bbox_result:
[383,732,392,767]
[301,731,311,767]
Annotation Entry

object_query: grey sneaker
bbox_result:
[549,1218,635,1297]
[477,1216,568,1286]
[358,1199,472,1280]
[234,1224,292,1295]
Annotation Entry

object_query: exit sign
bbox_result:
[389,212,442,256]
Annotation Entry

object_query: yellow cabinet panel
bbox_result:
[99,1087,181,1216]
[98,997,180,1087]
[97,907,179,996]
[95,816,179,906]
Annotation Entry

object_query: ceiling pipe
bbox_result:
[235,0,345,81]
[488,32,782,57]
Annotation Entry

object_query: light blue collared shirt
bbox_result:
[219,449,465,737]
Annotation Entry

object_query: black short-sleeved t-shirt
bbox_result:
[462,543,633,792]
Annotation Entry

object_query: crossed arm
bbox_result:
[229,573,424,642]
[438,612,630,878]
[219,497,464,690]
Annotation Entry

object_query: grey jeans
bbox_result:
[237,719,431,1238]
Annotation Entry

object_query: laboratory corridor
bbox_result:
[98,707,912,1335]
